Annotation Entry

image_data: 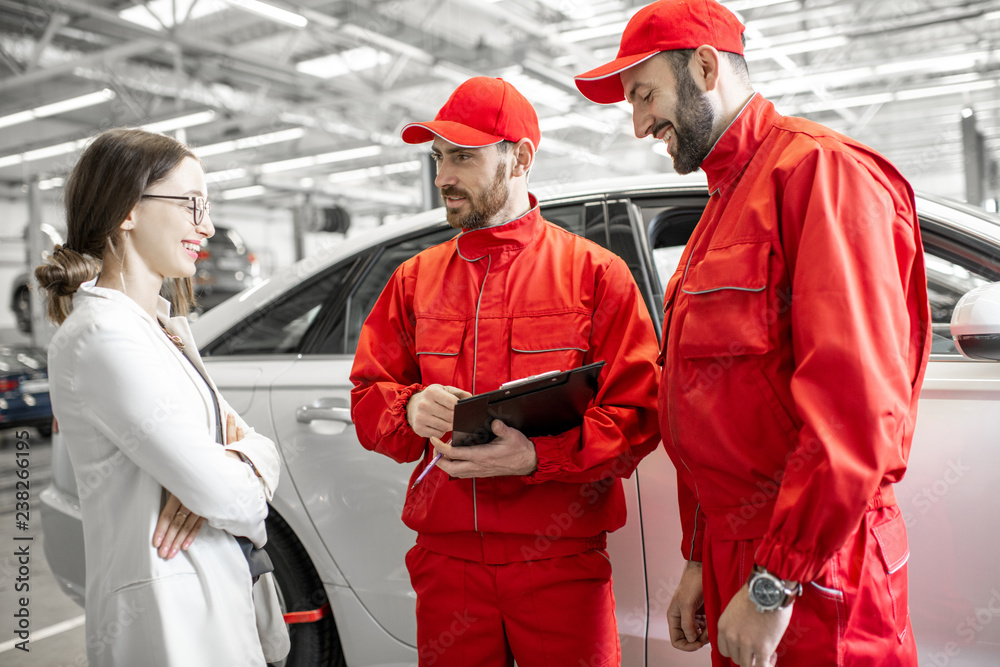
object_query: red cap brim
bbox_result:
[574,51,659,104]
[401,121,504,147]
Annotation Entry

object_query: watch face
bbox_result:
[750,576,784,608]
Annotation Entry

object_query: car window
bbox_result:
[544,200,664,329]
[924,252,990,355]
[541,203,588,236]
[343,225,459,354]
[637,201,705,315]
[606,201,644,278]
[203,259,357,356]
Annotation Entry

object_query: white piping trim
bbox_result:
[511,346,587,353]
[470,253,492,534]
[402,123,503,148]
[472,254,491,396]
[887,550,910,575]
[575,52,659,82]
[810,582,845,599]
[682,284,766,295]
[455,204,540,259]
[456,245,483,262]
[416,351,459,356]
[688,504,700,560]
[677,237,767,295]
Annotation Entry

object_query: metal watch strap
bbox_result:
[748,565,801,611]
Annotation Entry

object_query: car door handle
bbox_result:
[296,405,353,424]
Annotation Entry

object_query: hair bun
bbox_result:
[34,245,100,323]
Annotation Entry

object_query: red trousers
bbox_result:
[701,505,918,666]
[405,545,620,666]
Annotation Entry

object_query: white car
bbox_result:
[41,176,1000,666]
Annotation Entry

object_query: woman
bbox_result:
[37,128,287,666]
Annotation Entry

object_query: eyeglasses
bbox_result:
[141,194,211,226]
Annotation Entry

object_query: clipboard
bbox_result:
[451,361,605,446]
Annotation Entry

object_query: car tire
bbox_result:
[37,422,52,438]
[264,511,346,667]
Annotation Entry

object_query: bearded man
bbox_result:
[349,76,660,666]
[574,1,931,666]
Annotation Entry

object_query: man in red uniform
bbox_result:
[350,76,660,666]
[575,1,930,666]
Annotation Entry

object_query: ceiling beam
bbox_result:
[26,10,68,72]
[0,37,167,93]
[12,0,371,97]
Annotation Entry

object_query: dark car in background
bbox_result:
[0,345,52,437]
[193,225,261,311]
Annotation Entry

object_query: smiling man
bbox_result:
[575,1,930,666]
[349,77,660,666]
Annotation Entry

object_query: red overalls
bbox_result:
[659,94,930,666]
[351,199,660,665]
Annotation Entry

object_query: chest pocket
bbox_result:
[415,318,466,386]
[510,312,591,381]
[678,241,773,359]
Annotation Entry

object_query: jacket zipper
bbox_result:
[672,250,703,551]
[470,254,491,533]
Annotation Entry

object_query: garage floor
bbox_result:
[0,428,89,665]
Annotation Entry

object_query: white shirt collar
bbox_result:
[76,278,174,324]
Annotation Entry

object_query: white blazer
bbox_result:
[48,281,281,667]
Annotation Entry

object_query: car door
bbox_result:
[895,208,1000,664]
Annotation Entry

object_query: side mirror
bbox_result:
[951,282,1000,360]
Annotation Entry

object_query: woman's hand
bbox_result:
[225,412,245,444]
[153,493,206,559]
[152,413,252,558]
[224,412,262,479]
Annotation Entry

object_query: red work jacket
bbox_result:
[660,94,931,583]
[351,198,660,564]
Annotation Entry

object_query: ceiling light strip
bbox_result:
[327,160,420,184]
[0,89,116,130]
[227,0,308,28]
[193,127,305,158]
[222,184,267,200]
[260,145,382,174]
[794,79,997,114]
[142,110,218,133]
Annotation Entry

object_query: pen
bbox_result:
[411,442,449,489]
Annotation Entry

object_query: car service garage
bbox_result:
[1,2,999,666]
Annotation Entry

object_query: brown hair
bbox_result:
[35,128,199,324]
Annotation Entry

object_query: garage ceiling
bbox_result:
[0,0,998,220]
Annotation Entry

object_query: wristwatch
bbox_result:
[747,565,801,612]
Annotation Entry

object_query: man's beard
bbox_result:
[658,66,716,175]
[441,161,509,230]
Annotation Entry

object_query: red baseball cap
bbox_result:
[575,0,745,104]
[401,77,541,149]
